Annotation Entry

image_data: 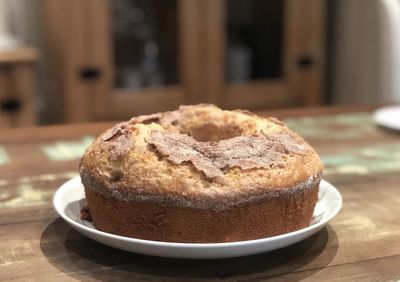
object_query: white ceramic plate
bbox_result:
[373,105,400,131]
[53,176,342,259]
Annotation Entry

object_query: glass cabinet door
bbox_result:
[203,0,326,111]
[226,0,283,83]
[90,0,199,120]
[111,0,178,89]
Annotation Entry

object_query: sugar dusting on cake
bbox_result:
[130,110,180,128]
[101,122,133,161]
[146,131,310,180]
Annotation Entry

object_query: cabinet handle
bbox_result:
[79,67,102,81]
[297,56,315,69]
[1,98,22,113]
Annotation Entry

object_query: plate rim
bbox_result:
[53,176,342,248]
[373,105,400,130]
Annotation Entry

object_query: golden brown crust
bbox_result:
[85,182,319,243]
[80,104,324,242]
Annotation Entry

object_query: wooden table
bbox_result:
[1,107,399,281]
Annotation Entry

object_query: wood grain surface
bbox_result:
[0,107,399,281]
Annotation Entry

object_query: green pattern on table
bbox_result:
[41,135,95,161]
[0,146,10,166]
[284,112,400,175]
[284,112,375,140]
[322,142,400,175]
[0,171,78,208]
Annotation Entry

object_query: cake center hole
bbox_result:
[185,123,244,142]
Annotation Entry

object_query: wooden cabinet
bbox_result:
[43,0,326,123]
[0,47,38,127]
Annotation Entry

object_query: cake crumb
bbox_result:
[80,205,93,221]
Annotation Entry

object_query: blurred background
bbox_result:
[0,0,399,127]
